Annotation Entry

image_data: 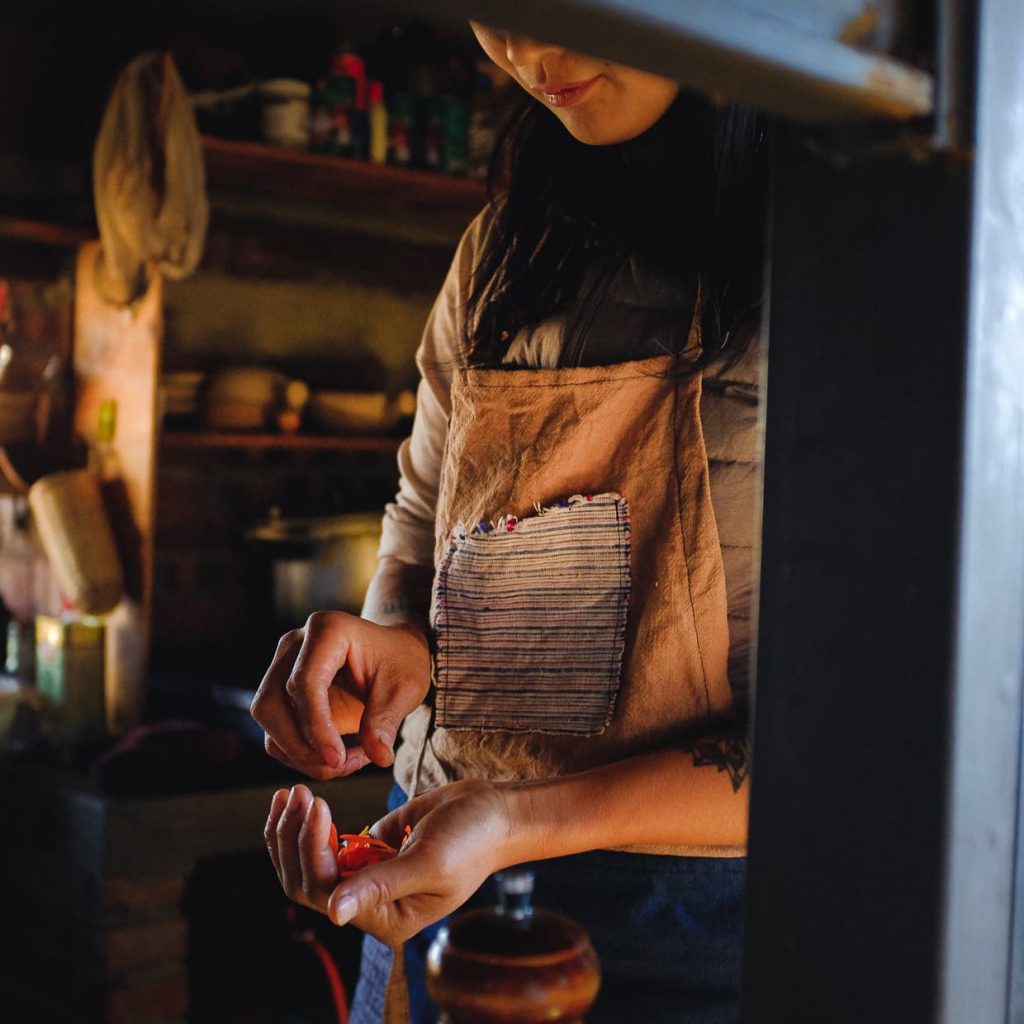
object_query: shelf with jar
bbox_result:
[196,31,516,239]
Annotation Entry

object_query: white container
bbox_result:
[259,79,311,149]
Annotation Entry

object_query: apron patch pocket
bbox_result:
[434,492,631,735]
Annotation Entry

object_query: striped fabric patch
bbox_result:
[434,492,631,735]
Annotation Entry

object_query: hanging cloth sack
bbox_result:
[92,51,208,306]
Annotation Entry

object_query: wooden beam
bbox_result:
[73,242,161,735]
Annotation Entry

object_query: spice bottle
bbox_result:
[426,870,601,1023]
[421,96,445,172]
[309,80,334,152]
[329,75,356,157]
[333,47,368,159]
[368,80,388,164]
[387,93,414,167]
[333,47,367,110]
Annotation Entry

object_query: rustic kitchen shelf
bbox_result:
[0,216,95,247]
[160,429,402,454]
[202,135,487,221]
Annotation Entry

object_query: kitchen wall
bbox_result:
[164,273,433,385]
[163,119,471,386]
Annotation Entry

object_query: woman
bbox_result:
[253,23,767,1024]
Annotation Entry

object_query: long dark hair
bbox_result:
[466,90,768,367]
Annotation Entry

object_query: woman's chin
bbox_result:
[553,112,628,146]
[552,104,675,146]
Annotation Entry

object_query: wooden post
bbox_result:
[73,242,161,733]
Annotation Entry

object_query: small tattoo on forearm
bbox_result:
[682,734,750,793]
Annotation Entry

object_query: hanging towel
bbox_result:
[92,51,208,306]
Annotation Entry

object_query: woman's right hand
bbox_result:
[250,611,431,780]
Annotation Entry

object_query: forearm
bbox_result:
[361,556,433,635]
[319,729,749,941]
[499,731,751,862]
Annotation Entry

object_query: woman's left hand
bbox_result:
[265,780,516,945]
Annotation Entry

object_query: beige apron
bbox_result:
[371,305,743,1024]
[396,314,738,859]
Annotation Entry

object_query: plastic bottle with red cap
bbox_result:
[332,47,368,159]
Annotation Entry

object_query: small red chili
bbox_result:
[333,826,411,878]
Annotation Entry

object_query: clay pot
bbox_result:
[426,870,600,1024]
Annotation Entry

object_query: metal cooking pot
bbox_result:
[245,512,382,624]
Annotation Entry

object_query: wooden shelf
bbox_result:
[160,429,402,454]
[0,216,95,248]
[202,135,486,221]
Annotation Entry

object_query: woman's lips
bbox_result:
[540,76,601,107]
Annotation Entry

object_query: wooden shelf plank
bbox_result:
[160,429,402,454]
[0,216,95,248]
[202,135,487,218]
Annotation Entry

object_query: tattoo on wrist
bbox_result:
[681,734,750,793]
